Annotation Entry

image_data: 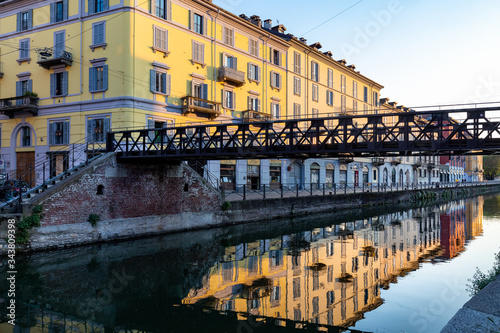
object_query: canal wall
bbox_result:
[0,152,499,253]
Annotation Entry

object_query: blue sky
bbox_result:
[213,0,500,109]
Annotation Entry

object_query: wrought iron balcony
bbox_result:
[427,162,435,169]
[36,46,73,69]
[0,96,39,118]
[218,66,245,86]
[181,96,222,120]
[242,110,273,122]
[0,62,3,78]
[413,160,422,168]
[339,156,354,164]
[391,158,402,166]
[372,157,385,166]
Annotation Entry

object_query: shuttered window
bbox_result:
[49,120,70,145]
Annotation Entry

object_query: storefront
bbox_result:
[326,164,334,187]
[247,160,260,190]
[339,164,347,185]
[270,160,281,189]
[220,162,236,190]
[363,166,369,184]
[310,163,320,187]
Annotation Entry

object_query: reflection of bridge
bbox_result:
[107,107,500,162]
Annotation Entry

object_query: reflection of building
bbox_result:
[440,201,466,259]
[466,196,484,240]
[183,208,442,328]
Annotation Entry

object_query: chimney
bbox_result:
[299,37,307,44]
[263,19,272,29]
[380,98,390,105]
[309,42,322,50]
[389,102,398,108]
[250,15,261,28]
[239,14,250,21]
[272,24,286,33]
[323,51,333,58]
[347,64,356,70]
[337,59,347,65]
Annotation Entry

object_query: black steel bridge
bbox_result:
[106,105,500,162]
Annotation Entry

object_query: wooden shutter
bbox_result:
[63,0,69,20]
[161,73,167,93]
[88,0,95,14]
[166,73,171,96]
[16,81,22,97]
[257,66,261,82]
[247,63,252,80]
[62,72,68,95]
[50,3,56,23]
[103,65,108,91]
[150,69,156,92]
[17,13,22,31]
[49,123,55,146]
[27,9,33,29]
[167,0,172,21]
[103,0,109,11]
[89,67,95,92]
[188,10,192,30]
[104,118,110,137]
[202,83,208,101]
[50,74,56,96]
[63,121,70,144]
[27,79,33,93]
[87,119,93,143]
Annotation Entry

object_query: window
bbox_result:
[51,1,68,23]
[249,39,259,57]
[271,49,281,66]
[224,27,234,47]
[16,79,32,97]
[341,75,346,93]
[327,69,333,88]
[312,84,319,101]
[363,86,368,103]
[312,108,319,118]
[224,90,235,110]
[293,77,301,96]
[19,39,30,60]
[373,91,379,106]
[21,126,31,147]
[353,100,358,112]
[192,41,205,65]
[92,21,106,46]
[270,71,281,89]
[248,96,260,112]
[89,66,109,92]
[87,117,110,143]
[223,54,237,69]
[311,61,319,82]
[353,81,358,98]
[341,95,346,113]
[247,63,261,82]
[293,103,301,119]
[271,103,280,119]
[150,69,170,95]
[153,26,168,52]
[327,90,334,106]
[154,0,171,19]
[294,52,301,74]
[54,31,65,57]
[17,10,32,31]
[50,72,68,96]
[49,120,70,145]
[193,13,204,35]
[88,0,109,14]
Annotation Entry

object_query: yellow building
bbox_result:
[465,155,484,182]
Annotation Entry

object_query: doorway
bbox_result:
[16,152,35,186]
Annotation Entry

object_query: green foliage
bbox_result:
[483,156,500,180]
[467,249,500,296]
[16,205,44,244]
[88,214,100,227]
[22,91,38,97]
[221,201,231,211]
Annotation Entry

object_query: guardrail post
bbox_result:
[310,184,313,196]
[263,185,266,199]
[354,183,356,193]
[362,182,365,193]
[334,183,336,195]
[323,183,325,196]
[296,184,299,197]
[344,184,347,194]
[243,185,246,200]
[378,182,380,192]
[281,184,283,198]
[43,163,46,184]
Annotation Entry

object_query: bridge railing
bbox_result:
[222,181,488,201]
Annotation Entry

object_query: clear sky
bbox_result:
[212,0,500,109]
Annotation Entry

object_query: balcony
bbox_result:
[36,46,73,69]
[427,162,435,169]
[242,110,273,123]
[181,96,222,120]
[218,66,245,87]
[339,156,354,164]
[0,96,39,118]
[391,158,402,166]
[372,157,385,167]
[413,160,422,168]
[0,62,3,78]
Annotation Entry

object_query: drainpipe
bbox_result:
[207,9,220,103]
[304,49,312,118]
[259,34,271,115]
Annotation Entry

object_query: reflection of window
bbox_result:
[293,278,301,298]
[222,261,233,282]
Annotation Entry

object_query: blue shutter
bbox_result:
[103,118,110,138]
[87,119,93,143]
[16,81,22,97]
[50,74,56,97]
[49,123,54,146]
[202,84,208,101]
[233,57,238,70]
[150,69,156,93]
[62,72,68,95]
[103,0,109,11]
[161,73,167,94]
[63,0,69,20]
[63,121,69,144]
[188,10,192,30]
[27,79,33,93]
[17,13,21,31]
[103,65,108,91]
[50,3,55,23]
[92,24,98,44]
[88,0,95,14]
[89,67,95,92]
[27,9,33,29]
[166,74,171,96]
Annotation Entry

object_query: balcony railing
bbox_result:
[372,157,385,166]
[427,162,435,169]
[218,66,245,86]
[413,160,422,168]
[391,158,402,166]
[339,156,354,164]
[181,96,222,120]
[242,110,273,122]
[0,62,3,78]
[0,96,39,118]
[36,46,73,69]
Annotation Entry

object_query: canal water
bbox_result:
[1,194,500,333]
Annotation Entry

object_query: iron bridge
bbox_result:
[106,106,500,162]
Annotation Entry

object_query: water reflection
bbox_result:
[1,197,485,332]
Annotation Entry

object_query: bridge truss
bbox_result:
[107,106,500,162]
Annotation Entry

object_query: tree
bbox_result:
[483,156,500,180]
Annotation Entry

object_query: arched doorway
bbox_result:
[339,164,347,186]
[391,168,396,184]
[363,166,369,185]
[12,124,36,186]
[383,168,388,184]
[326,164,334,188]
[405,170,410,186]
[399,170,404,186]
[310,163,320,187]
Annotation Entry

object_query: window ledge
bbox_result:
[248,79,260,84]
[90,89,107,94]
[152,47,170,58]
[17,58,31,65]
[190,59,206,68]
[51,94,68,98]
[90,43,107,52]
[153,91,170,97]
